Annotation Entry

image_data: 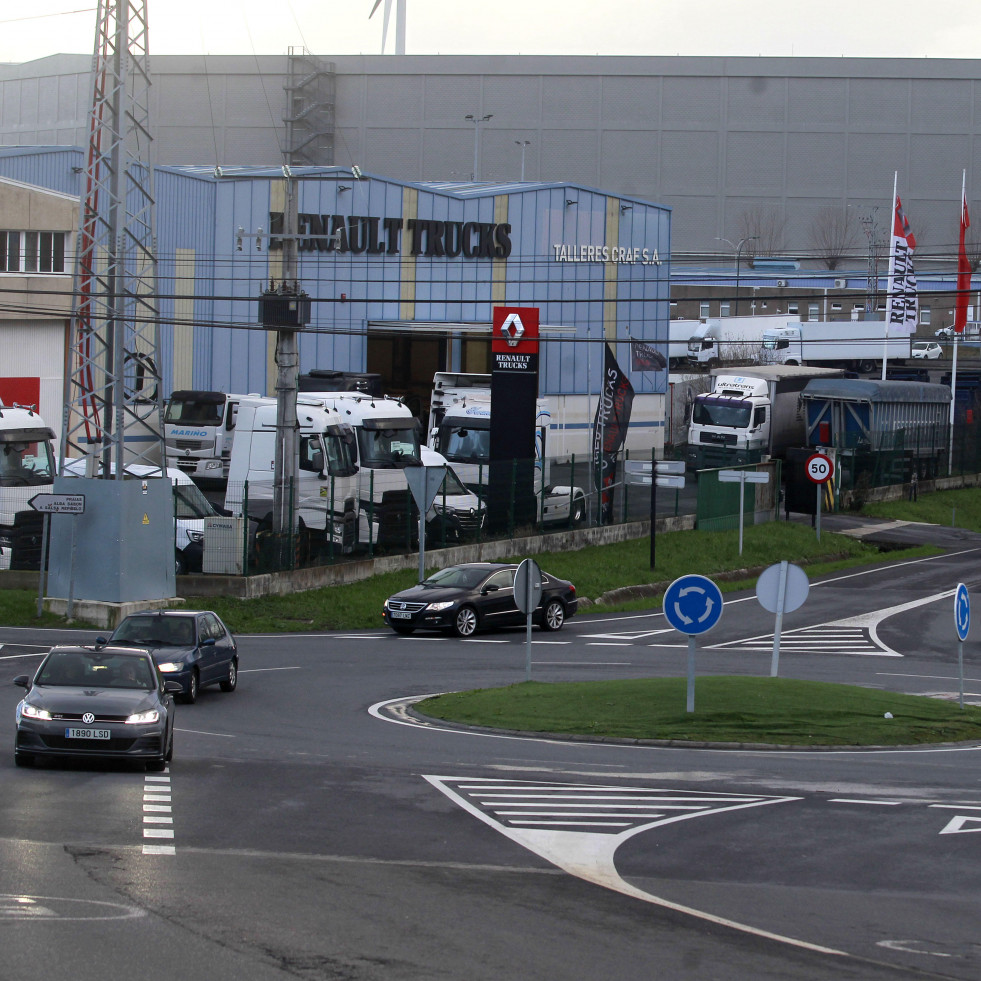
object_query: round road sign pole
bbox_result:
[815,482,822,542]
[770,560,789,678]
[958,641,964,709]
[686,637,697,713]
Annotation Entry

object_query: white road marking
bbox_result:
[461,639,510,644]
[142,772,175,856]
[938,815,981,834]
[587,642,633,647]
[425,776,844,957]
[176,727,235,737]
[828,799,901,806]
[239,666,301,673]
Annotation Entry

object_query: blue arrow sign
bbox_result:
[956,582,971,642]
[663,574,724,636]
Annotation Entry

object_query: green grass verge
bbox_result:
[417,677,981,746]
[860,484,981,529]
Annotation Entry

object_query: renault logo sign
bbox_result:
[499,313,525,348]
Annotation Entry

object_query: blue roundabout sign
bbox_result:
[663,574,724,636]
[956,582,971,643]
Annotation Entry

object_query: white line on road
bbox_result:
[828,799,901,806]
[239,666,301,673]
[176,728,235,738]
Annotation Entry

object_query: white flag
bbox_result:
[886,195,917,335]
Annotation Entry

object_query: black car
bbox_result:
[383,562,577,637]
[13,645,181,770]
[102,610,238,704]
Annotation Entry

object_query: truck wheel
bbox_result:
[858,360,875,373]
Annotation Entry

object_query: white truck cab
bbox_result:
[427,373,586,525]
[0,402,57,569]
[164,390,248,482]
[302,391,483,547]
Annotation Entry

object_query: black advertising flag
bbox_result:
[631,340,667,372]
[591,344,635,523]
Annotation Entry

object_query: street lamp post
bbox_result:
[514,139,530,181]
[716,235,759,316]
[465,113,492,180]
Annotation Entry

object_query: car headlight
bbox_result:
[125,709,160,725]
[20,702,52,721]
[157,662,181,673]
[186,529,204,544]
[431,504,455,515]
[426,601,455,612]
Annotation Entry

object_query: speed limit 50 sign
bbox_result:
[805,452,834,484]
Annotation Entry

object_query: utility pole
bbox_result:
[259,167,310,548]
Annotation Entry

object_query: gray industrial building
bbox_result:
[1,53,979,256]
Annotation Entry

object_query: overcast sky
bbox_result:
[2,1,980,63]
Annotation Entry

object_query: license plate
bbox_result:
[390,611,412,620]
[66,728,111,740]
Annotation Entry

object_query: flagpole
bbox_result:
[949,169,967,474]
[883,171,897,380]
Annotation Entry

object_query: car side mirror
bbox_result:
[482,584,499,594]
[13,675,29,689]
[95,635,108,646]
[201,637,216,647]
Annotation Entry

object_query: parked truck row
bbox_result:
[684,365,951,478]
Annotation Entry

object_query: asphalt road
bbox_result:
[3,519,981,980]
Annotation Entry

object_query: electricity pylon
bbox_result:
[63,0,165,475]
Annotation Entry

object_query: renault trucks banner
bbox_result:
[592,344,635,524]
[631,340,667,372]
[489,307,540,532]
[886,194,918,335]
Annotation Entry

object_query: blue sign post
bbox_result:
[956,583,970,709]
[663,575,724,712]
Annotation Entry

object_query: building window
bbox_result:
[808,303,819,319]
[699,301,710,318]
[0,231,66,273]
[720,301,730,316]
[788,303,799,314]
[831,303,842,311]
[920,308,931,324]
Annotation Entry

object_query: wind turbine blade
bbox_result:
[382,0,392,53]
[369,0,383,17]
[395,0,406,55]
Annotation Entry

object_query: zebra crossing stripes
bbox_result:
[142,773,175,855]
[427,776,794,834]
[707,622,899,657]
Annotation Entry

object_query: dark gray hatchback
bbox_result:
[14,645,181,770]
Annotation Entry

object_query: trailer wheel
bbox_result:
[858,360,875,373]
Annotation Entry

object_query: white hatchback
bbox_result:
[912,341,943,360]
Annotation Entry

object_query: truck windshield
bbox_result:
[439,424,490,463]
[324,432,357,476]
[165,398,222,425]
[357,427,421,468]
[761,338,789,350]
[691,398,752,429]
[173,481,217,519]
[0,437,55,487]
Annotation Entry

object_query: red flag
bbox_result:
[955,189,971,333]
[894,196,916,249]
